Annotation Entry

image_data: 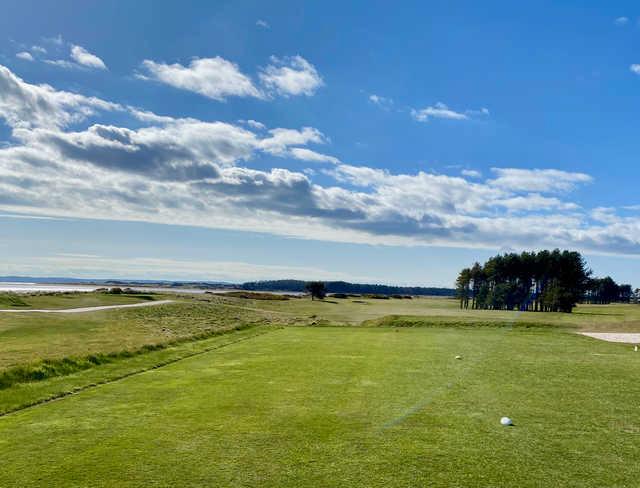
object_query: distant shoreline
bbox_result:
[0,276,456,297]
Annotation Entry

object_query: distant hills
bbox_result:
[0,276,455,296]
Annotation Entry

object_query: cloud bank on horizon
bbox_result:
[1,43,640,259]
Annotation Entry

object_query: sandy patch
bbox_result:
[579,332,640,344]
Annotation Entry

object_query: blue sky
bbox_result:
[1,0,640,286]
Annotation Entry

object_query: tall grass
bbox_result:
[0,322,260,389]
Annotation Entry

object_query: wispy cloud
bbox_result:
[461,169,482,178]
[238,119,266,130]
[2,254,374,283]
[15,51,34,61]
[488,168,592,193]
[411,102,488,122]
[289,147,340,164]
[614,16,629,26]
[21,36,108,70]
[70,44,107,70]
[368,94,393,109]
[256,19,270,29]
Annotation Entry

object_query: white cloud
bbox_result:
[2,64,640,257]
[44,59,77,69]
[488,168,592,193]
[128,109,176,124]
[16,52,34,61]
[256,19,270,29]
[259,55,323,97]
[494,194,579,212]
[0,64,121,129]
[70,45,107,70]
[27,37,107,70]
[289,147,340,164]
[259,127,326,155]
[411,103,489,122]
[138,55,324,100]
[239,119,266,130]
[369,94,393,108]
[591,207,618,224]
[630,64,640,75]
[138,57,262,101]
[411,102,469,121]
[615,16,629,25]
[461,169,482,178]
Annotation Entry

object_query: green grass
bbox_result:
[218,294,640,330]
[2,295,639,372]
[0,325,274,415]
[0,299,286,370]
[0,293,29,308]
[217,291,291,300]
[1,326,639,487]
[0,291,157,310]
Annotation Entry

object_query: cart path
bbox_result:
[0,300,174,314]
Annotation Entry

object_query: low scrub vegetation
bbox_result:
[0,293,29,307]
[219,291,290,300]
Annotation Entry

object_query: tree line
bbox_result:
[241,280,455,296]
[455,250,633,313]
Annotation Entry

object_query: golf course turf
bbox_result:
[1,326,640,487]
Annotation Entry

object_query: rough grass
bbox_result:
[0,291,156,310]
[1,327,639,487]
[0,293,28,308]
[0,322,266,390]
[361,314,557,329]
[3,295,639,372]
[0,298,286,370]
[241,295,640,330]
[0,326,274,416]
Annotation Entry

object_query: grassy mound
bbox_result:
[361,314,558,329]
[0,323,258,389]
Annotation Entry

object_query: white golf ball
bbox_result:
[500,416,513,426]
[455,355,462,360]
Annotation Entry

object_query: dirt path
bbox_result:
[579,332,640,344]
[0,300,174,314]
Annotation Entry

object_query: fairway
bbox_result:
[2,327,639,487]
